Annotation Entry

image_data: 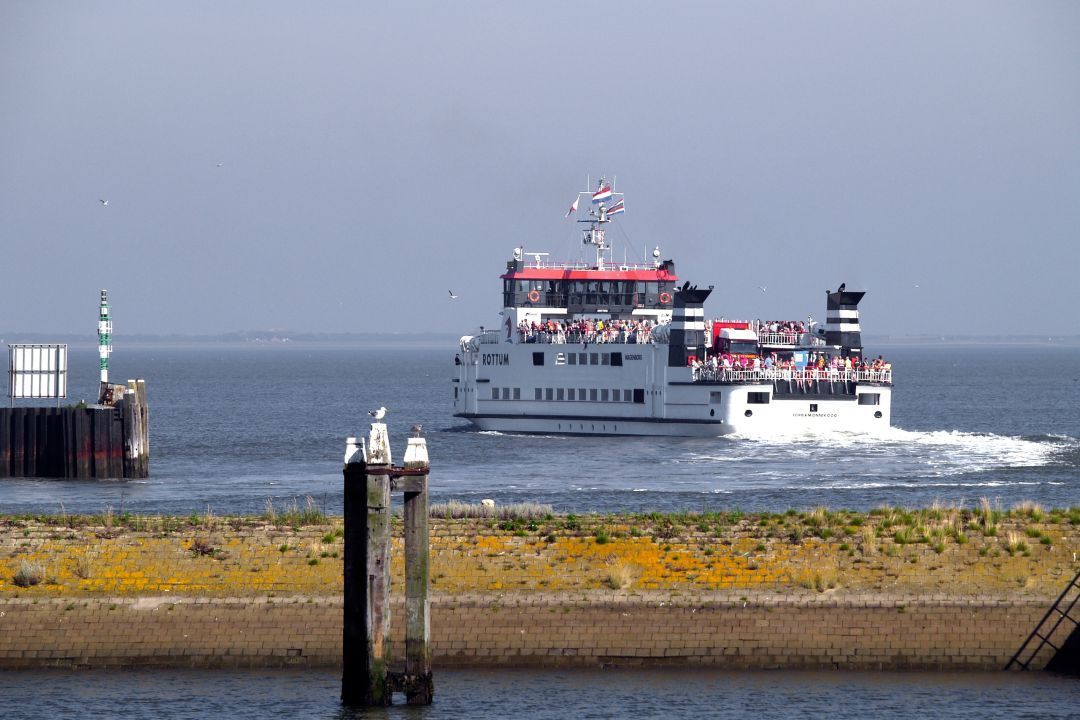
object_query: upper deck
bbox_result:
[501,256,678,312]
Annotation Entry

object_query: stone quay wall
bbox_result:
[0,509,1076,670]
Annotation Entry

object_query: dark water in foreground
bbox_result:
[0,668,1077,719]
[1,344,1079,516]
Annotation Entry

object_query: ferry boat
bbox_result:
[452,179,893,436]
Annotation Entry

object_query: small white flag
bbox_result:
[565,196,580,218]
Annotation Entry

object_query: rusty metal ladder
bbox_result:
[1006,569,1080,671]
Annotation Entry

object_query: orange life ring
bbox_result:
[659,291,671,304]
[528,290,540,303]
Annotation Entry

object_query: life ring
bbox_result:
[659,291,671,304]
[528,290,541,303]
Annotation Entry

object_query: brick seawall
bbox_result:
[0,593,1049,670]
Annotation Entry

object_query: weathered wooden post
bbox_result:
[343,421,392,706]
[400,432,433,704]
[341,417,433,707]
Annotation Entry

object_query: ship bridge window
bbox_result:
[747,392,770,404]
[601,353,610,366]
[858,393,881,406]
[610,352,622,366]
[633,388,645,404]
[514,388,521,400]
[710,391,722,404]
[601,389,609,401]
[545,388,554,401]
[557,388,565,400]
[533,352,544,366]
[590,353,599,365]
[502,388,511,400]
[491,387,498,400]
[568,353,577,365]
[534,388,542,400]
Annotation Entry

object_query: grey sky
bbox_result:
[2,1,1078,337]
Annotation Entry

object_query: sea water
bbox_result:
[0,343,1077,516]
[0,667,1077,719]
[1,343,1079,716]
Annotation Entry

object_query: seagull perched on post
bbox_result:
[411,423,423,437]
[368,406,387,420]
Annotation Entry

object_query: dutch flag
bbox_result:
[592,184,612,204]
[607,198,625,216]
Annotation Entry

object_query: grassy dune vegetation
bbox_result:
[1,499,1078,599]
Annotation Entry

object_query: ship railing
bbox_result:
[519,329,655,346]
[521,259,661,271]
[477,330,503,344]
[755,332,827,348]
[692,367,892,385]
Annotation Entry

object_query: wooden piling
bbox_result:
[402,436,432,705]
[342,422,433,708]
[0,410,10,476]
[11,409,25,477]
[25,409,37,478]
[74,408,91,478]
[342,425,392,707]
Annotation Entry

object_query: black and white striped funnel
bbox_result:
[824,284,865,358]
[668,284,713,367]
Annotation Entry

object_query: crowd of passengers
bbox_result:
[518,318,654,344]
[752,319,808,341]
[693,351,892,378]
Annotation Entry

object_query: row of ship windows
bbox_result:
[534,352,624,367]
[490,387,646,403]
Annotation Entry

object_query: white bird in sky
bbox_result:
[216,162,224,168]
[368,406,387,420]
[758,285,767,293]
[448,290,459,299]
[99,199,109,207]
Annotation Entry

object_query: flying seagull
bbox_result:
[448,290,459,299]
[368,406,387,420]
[216,162,224,168]
[99,199,109,207]
[758,285,767,293]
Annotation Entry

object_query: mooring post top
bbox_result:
[367,422,392,465]
[344,436,367,466]
[403,436,429,470]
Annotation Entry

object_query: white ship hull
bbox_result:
[453,341,891,438]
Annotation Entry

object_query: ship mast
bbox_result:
[578,177,621,271]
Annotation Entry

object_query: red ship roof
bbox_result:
[501,268,677,282]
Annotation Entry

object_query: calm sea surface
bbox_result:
[0,668,1077,719]
[1,343,1078,516]
[2,344,1079,715]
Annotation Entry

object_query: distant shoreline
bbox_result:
[2,332,1077,350]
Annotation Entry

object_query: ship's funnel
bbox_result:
[824,285,865,358]
[668,284,713,367]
